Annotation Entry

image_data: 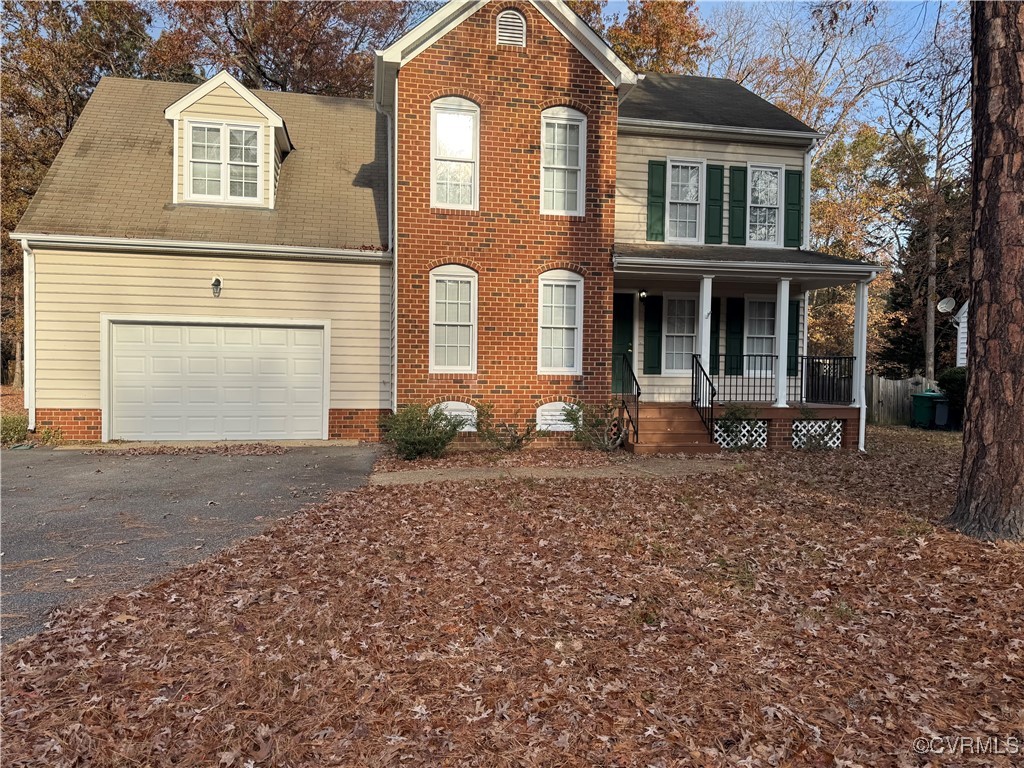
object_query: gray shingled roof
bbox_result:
[620,73,818,135]
[614,242,875,269]
[17,77,388,251]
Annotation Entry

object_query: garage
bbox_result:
[107,319,328,441]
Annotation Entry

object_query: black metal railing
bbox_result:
[708,354,778,402]
[691,354,715,439]
[797,355,855,405]
[614,353,641,442]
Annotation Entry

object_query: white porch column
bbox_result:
[774,277,791,407]
[698,275,713,368]
[852,278,870,451]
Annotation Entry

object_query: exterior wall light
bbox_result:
[639,289,648,301]
[211,276,223,297]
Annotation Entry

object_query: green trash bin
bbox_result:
[912,390,946,428]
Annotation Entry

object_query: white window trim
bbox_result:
[184,120,265,206]
[496,9,527,46]
[743,294,777,372]
[537,269,584,375]
[430,97,480,211]
[429,264,478,374]
[661,291,699,374]
[536,401,573,432]
[664,157,705,244]
[540,107,586,217]
[746,163,784,247]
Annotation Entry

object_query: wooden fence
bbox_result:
[866,375,939,425]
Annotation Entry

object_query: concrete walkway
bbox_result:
[370,456,735,486]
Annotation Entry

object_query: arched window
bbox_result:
[538,269,584,374]
[540,107,586,216]
[429,264,478,373]
[432,401,478,431]
[430,97,479,210]
[536,401,573,432]
[496,9,527,47]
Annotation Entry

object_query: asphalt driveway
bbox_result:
[1,444,376,643]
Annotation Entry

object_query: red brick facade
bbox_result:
[35,408,102,441]
[395,1,618,423]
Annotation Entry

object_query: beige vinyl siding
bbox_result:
[34,249,391,410]
[615,276,807,402]
[177,83,274,208]
[616,133,807,244]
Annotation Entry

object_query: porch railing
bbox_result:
[690,354,715,439]
[614,352,641,442]
[708,354,778,402]
[795,355,855,405]
[698,354,856,405]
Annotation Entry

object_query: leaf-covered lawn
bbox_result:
[4,428,1022,767]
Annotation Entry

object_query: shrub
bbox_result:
[937,366,967,425]
[379,404,466,460]
[715,403,758,451]
[476,403,543,452]
[564,401,624,452]
[1,413,29,446]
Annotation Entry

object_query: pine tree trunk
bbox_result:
[949,1,1024,541]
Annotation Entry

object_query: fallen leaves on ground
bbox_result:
[87,443,288,457]
[374,446,636,473]
[1,385,27,416]
[3,427,1021,767]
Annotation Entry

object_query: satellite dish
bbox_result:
[937,297,956,314]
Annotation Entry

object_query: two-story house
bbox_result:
[14,0,877,452]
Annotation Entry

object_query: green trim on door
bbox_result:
[612,292,635,391]
[725,297,744,375]
[647,160,666,242]
[643,295,663,375]
[709,296,721,374]
[705,165,724,244]
[728,166,747,245]
[784,169,803,248]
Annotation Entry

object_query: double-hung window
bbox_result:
[431,97,479,210]
[666,160,703,242]
[747,165,782,245]
[538,270,583,374]
[540,107,586,216]
[745,298,777,373]
[664,296,697,372]
[430,265,478,373]
[187,122,261,204]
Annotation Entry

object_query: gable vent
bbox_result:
[496,10,526,47]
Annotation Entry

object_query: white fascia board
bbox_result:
[613,255,878,280]
[529,0,636,87]
[164,70,283,128]
[618,116,823,144]
[13,233,392,264]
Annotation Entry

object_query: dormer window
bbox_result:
[187,122,262,204]
[496,9,526,46]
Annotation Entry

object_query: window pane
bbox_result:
[748,207,778,243]
[436,111,475,159]
[751,169,779,206]
[191,162,221,195]
[191,126,220,162]
[229,129,258,163]
[670,164,699,203]
[435,160,474,205]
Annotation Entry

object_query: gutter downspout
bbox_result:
[390,78,400,414]
[855,273,878,452]
[802,138,817,250]
[21,238,35,431]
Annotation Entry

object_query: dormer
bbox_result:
[164,71,291,209]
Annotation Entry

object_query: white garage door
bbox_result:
[110,322,326,440]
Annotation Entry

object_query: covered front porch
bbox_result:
[610,243,879,451]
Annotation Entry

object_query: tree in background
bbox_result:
[949,1,1023,541]
[1,0,162,385]
[150,1,437,98]
[566,0,709,73]
[882,3,971,381]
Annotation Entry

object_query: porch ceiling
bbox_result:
[613,243,878,289]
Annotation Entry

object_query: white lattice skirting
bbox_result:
[792,419,843,450]
[714,419,768,450]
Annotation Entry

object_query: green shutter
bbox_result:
[725,297,744,375]
[646,160,666,242]
[643,295,663,375]
[709,297,721,374]
[784,169,803,248]
[705,164,724,244]
[787,299,801,376]
[728,166,747,245]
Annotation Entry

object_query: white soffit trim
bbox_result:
[613,255,878,279]
[164,70,283,128]
[13,233,392,264]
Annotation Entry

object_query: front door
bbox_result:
[612,292,634,391]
